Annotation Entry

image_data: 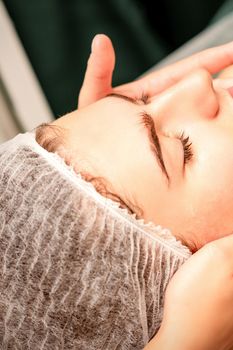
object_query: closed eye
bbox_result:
[176,131,194,166]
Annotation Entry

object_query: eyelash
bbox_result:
[138,93,193,165]
[176,131,193,164]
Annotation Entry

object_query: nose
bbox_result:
[148,69,219,125]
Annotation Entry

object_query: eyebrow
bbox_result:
[106,92,170,185]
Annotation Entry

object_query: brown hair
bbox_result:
[34,122,139,216]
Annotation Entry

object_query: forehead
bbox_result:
[59,97,143,146]
[87,95,140,123]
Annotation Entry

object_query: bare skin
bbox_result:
[78,34,233,108]
[144,234,233,350]
[53,68,233,251]
[76,36,233,350]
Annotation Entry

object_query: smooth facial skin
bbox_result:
[52,68,233,250]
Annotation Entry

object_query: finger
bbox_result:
[116,41,233,97]
[207,232,233,254]
[78,34,115,108]
[217,64,233,78]
[193,233,233,272]
[147,41,233,93]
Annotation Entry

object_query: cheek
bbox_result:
[187,149,233,242]
[210,157,233,219]
[201,145,233,204]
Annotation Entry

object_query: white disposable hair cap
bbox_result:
[0,131,191,349]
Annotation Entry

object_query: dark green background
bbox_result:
[3,0,233,117]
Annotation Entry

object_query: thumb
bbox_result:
[78,34,115,108]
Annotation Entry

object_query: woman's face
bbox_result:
[53,69,233,250]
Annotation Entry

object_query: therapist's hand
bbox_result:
[78,34,115,108]
[78,34,233,108]
[144,234,233,350]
